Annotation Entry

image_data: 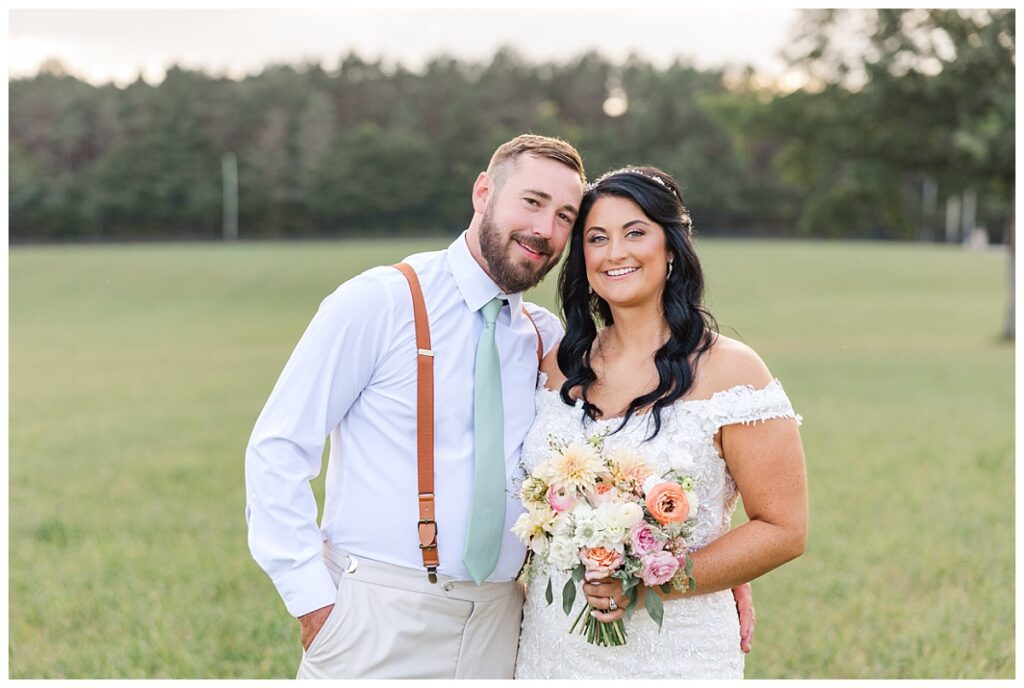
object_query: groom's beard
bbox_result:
[478,204,559,294]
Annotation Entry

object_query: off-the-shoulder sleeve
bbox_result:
[703,378,802,428]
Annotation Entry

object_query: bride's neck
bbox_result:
[600,304,670,360]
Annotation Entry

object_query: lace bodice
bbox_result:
[514,376,801,679]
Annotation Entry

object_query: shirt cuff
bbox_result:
[272,557,338,618]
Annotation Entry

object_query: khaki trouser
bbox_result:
[296,544,525,679]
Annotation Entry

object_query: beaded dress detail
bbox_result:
[514,376,800,679]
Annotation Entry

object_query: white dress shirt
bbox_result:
[245,232,563,617]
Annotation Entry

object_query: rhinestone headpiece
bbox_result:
[588,167,679,199]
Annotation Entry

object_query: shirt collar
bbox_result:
[447,231,524,322]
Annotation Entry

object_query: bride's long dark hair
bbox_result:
[556,166,718,440]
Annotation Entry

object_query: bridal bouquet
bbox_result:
[513,431,698,647]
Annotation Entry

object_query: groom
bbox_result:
[245,134,753,679]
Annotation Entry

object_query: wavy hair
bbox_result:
[555,166,718,440]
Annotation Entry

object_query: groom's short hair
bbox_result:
[486,134,586,189]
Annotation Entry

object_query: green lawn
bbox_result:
[9,238,1013,678]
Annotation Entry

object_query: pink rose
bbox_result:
[547,484,576,512]
[639,550,679,586]
[579,546,624,574]
[629,522,664,556]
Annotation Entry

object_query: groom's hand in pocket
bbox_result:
[732,583,755,653]
[298,604,335,651]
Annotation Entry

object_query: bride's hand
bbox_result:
[582,572,627,623]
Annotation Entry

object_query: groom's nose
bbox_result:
[529,210,560,240]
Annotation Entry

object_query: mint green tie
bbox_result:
[463,298,506,584]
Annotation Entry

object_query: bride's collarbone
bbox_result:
[583,371,659,420]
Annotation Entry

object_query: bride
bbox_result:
[514,167,808,679]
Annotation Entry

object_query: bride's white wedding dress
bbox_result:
[514,376,800,679]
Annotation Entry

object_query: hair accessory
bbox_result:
[589,167,679,200]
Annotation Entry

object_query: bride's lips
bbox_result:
[602,266,641,280]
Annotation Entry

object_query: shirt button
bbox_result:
[442,581,455,592]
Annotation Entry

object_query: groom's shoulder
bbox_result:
[521,301,557,323]
[319,248,449,316]
[522,302,564,356]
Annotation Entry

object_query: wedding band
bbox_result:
[608,596,617,611]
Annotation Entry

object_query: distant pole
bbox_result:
[921,176,937,240]
[945,194,961,243]
[961,189,977,247]
[222,152,238,241]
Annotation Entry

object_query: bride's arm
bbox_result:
[586,411,805,608]
[656,349,808,599]
[679,415,807,594]
[585,343,807,617]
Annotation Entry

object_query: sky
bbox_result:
[8,8,803,87]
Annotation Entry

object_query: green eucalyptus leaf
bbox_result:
[644,588,665,630]
[572,565,586,583]
[625,586,639,621]
[562,578,577,615]
[545,577,553,605]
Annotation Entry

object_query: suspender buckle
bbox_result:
[418,519,438,550]
[417,348,434,357]
[427,566,438,584]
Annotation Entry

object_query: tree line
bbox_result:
[8,9,1013,244]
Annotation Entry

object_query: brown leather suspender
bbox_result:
[393,263,439,582]
[523,308,543,366]
[392,262,543,582]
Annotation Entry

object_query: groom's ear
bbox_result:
[471,172,493,214]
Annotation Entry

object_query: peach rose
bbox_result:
[579,545,624,573]
[645,481,690,525]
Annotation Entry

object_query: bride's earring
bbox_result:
[667,261,674,280]
[587,284,593,295]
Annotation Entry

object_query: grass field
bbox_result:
[9,237,1014,678]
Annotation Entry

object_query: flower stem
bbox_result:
[569,602,590,634]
